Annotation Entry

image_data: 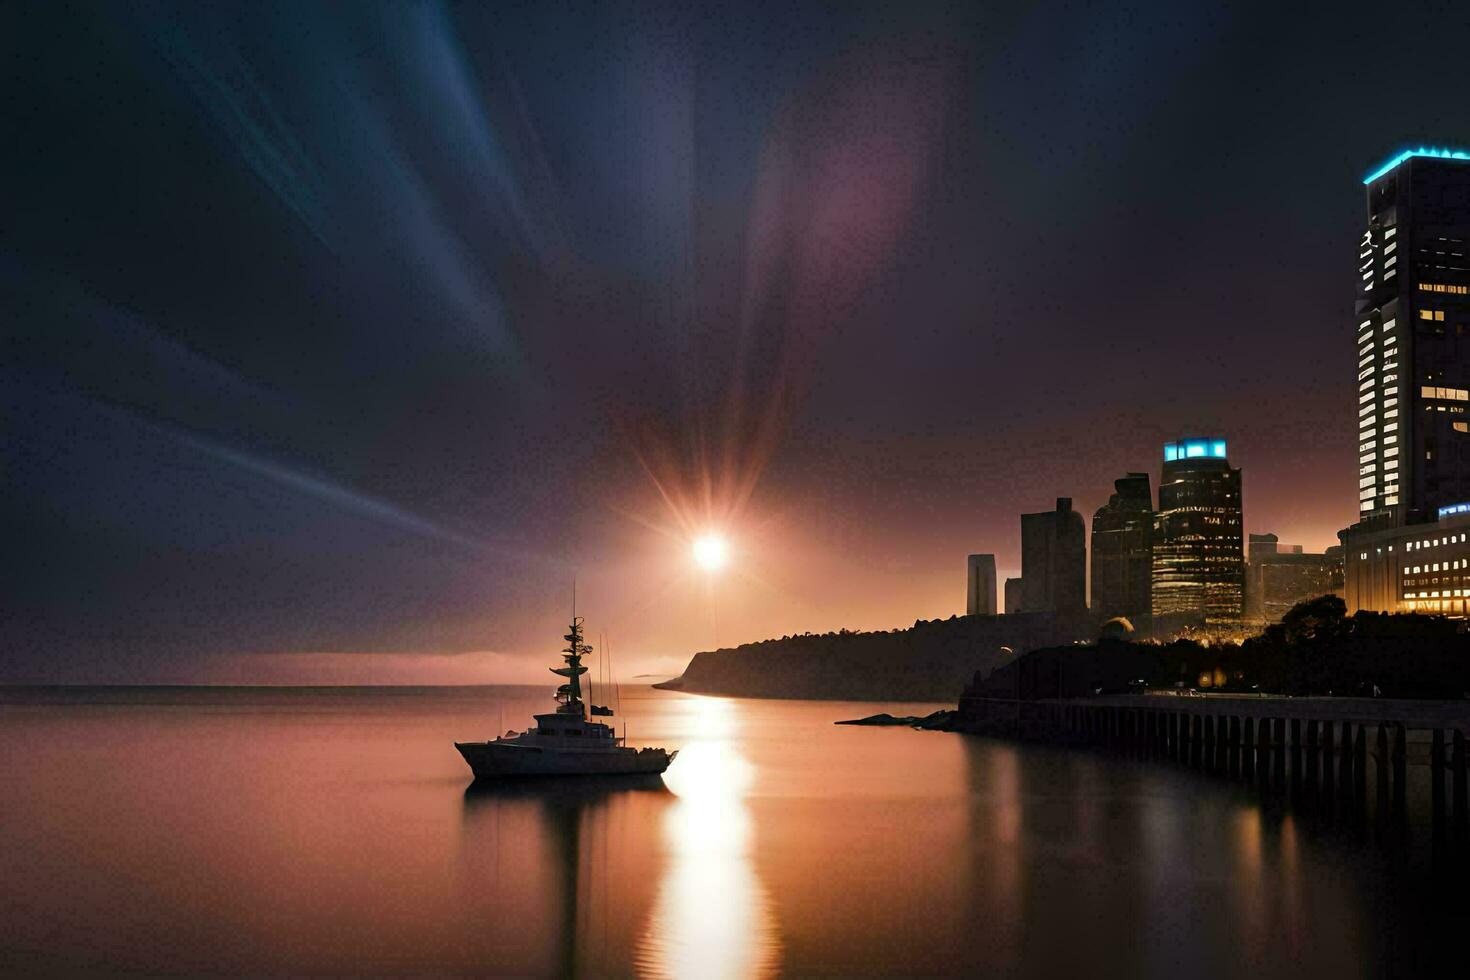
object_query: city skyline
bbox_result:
[5,0,1465,683]
[8,6,1470,977]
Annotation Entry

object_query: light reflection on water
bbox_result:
[0,686,1465,977]
[637,697,780,978]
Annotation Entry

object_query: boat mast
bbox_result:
[552,580,591,717]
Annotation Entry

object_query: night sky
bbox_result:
[5,1,1469,683]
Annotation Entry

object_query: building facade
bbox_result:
[1152,439,1244,620]
[966,554,997,616]
[1245,533,1343,621]
[1019,498,1087,614]
[1343,508,1470,614]
[1091,472,1154,622]
[1003,577,1022,615]
[1353,150,1470,524]
[1344,149,1470,612]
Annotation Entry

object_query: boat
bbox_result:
[455,613,676,779]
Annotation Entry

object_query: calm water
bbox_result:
[1,685,1465,976]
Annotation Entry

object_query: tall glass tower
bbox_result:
[1152,439,1244,621]
[1354,150,1470,526]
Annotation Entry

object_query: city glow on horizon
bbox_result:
[693,533,730,572]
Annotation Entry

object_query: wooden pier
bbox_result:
[957,694,1470,844]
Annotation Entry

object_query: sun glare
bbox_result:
[692,533,729,572]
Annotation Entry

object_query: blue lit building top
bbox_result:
[1363,147,1470,185]
[1437,502,1470,520]
[1163,438,1227,463]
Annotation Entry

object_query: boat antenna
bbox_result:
[609,636,623,717]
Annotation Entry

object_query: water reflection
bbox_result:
[4,688,1464,976]
[461,776,670,977]
[960,737,1341,978]
[637,698,780,979]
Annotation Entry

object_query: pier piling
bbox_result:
[1306,720,1319,790]
[1273,718,1287,792]
[1454,730,1468,840]
[1354,725,1368,814]
[1393,723,1407,820]
[1291,719,1303,794]
[1432,729,1446,841]
[1376,724,1390,822]
[1257,717,1271,788]
[1322,721,1336,800]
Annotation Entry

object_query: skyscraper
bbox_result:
[1354,150,1470,525]
[1091,473,1153,621]
[1343,149,1470,613]
[1019,498,1086,614]
[966,554,997,616]
[1152,439,1244,620]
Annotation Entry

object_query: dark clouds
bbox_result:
[4,1,1468,681]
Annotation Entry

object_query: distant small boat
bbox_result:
[455,613,675,779]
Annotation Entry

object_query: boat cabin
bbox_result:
[528,713,616,740]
